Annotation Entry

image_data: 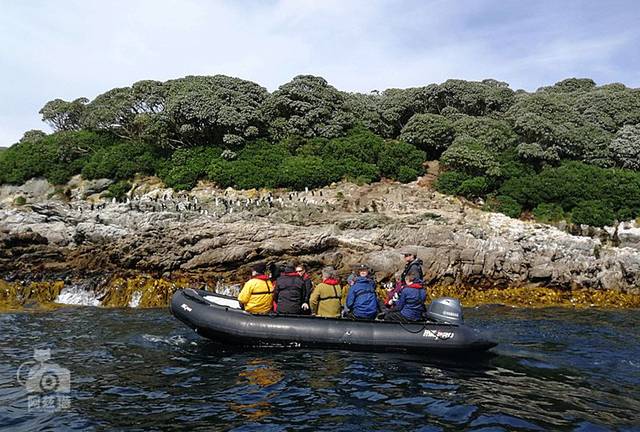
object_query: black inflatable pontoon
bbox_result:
[170,289,497,354]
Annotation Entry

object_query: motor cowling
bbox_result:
[426,297,464,324]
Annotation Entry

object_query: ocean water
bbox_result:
[1,305,639,431]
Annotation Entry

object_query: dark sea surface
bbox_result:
[1,305,639,431]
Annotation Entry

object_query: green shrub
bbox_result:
[458,176,490,198]
[452,116,518,151]
[498,156,537,182]
[82,141,160,181]
[488,195,522,218]
[616,207,637,221]
[533,203,565,223]
[221,141,289,189]
[207,160,235,188]
[434,171,472,195]
[571,200,615,227]
[105,180,132,200]
[317,126,383,164]
[158,146,223,190]
[0,130,116,185]
[161,165,202,191]
[333,157,380,185]
[397,166,419,183]
[500,161,640,215]
[13,196,27,206]
[377,140,425,180]
[277,156,337,190]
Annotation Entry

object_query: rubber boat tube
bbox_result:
[170,289,497,354]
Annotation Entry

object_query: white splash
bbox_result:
[215,282,241,297]
[142,334,190,346]
[55,286,101,306]
[128,291,142,308]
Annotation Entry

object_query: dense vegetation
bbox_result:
[1,75,639,226]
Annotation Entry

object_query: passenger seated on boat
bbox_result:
[274,264,309,314]
[344,264,379,320]
[238,263,274,314]
[384,281,401,309]
[384,272,426,322]
[310,266,343,318]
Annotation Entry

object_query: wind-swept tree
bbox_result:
[83,80,176,147]
[262,75,355,140]
[165,75,268,148]
[574,84,640,132]
[440,135,501,177]
[39,97,88,131]
[432,79,515,116]
[609,124,640,170]
[399,113,454,157]
[452,115,518,151]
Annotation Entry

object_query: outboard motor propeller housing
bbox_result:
[426,297,464,325]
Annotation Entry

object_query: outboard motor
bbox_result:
[426,297,464,324]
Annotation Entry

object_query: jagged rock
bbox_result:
[1,230,49,248]
[1,180,640,294]
[617,222,640,249]
[0,178,55,205]
[529,265,552,280]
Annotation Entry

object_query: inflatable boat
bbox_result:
[170,289,497,354]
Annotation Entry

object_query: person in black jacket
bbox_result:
[400,248,424,282]
[274,263,308,314]
[295,264,313,314]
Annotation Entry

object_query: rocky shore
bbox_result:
[1,176,640,309]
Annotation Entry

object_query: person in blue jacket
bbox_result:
[345,264,379,320]
[384,271,426,322]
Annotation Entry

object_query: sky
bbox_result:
[1,0,639,146]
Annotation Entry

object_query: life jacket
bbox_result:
[317,278,342,305]
[249,274,273,295]
[238,274,274,314]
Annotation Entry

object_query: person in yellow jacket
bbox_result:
[310,266,343,318]
[238,263,274,314]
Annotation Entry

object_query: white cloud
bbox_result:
[0,0,638,146]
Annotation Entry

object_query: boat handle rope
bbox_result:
[397,319,429,334]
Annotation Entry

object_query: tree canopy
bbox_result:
[2,74,640,227]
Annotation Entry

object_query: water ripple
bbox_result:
[0,307,639,431]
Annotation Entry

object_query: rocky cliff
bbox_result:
[2,176,640,307]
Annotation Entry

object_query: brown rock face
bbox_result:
[1,178,640,295]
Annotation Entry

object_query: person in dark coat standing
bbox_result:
[274,263,308,314]
[400,248,424,282]
[386,249,425,306]
[295,264,313,314]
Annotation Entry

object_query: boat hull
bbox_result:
[170,289,497,354]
